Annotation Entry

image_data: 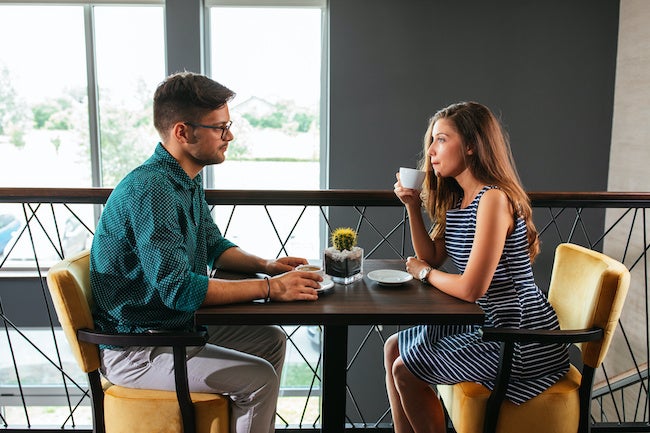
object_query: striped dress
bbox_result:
[398,186,569,404]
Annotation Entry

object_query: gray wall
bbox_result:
[329,0,619,192]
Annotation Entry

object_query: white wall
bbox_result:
[602,0,650,406]
[609,0,650,191]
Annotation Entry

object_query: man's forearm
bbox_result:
[214,247,268,274]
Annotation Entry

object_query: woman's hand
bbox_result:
[394,173,422,208]
[405,256,430,280]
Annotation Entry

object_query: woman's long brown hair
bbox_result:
[419,102,540,261]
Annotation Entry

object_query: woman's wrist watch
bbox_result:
[418,266,432,283]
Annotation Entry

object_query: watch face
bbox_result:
[419,268,428,280]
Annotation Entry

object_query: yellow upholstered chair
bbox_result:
[438,243,630,433]
[46,250,230,433]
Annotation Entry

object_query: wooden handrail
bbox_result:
[2,188,650,207]
[0,187,113,204]
[528,191,650,208]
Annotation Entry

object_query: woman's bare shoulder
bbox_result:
[478,187,514,217]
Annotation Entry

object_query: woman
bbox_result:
[384,101,569,433]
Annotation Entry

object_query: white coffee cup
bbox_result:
[399,167,426,190]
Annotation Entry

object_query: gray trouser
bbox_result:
[100,325,286,433]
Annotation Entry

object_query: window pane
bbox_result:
[208,7,323,260]
[0,328,91,427]
[0,5,90,187]
[0,202,95,269]
[93,5,165,187]
[208,7,322,190]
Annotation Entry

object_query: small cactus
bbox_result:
[331,227,357,252]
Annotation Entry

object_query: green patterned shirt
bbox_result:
[90,143,236,335]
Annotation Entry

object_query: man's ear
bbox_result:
[173,122,192,143]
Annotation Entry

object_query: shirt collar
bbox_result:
[152,143,203,190]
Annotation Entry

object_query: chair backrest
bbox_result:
[46,249,101,373]
[548,243,630,369]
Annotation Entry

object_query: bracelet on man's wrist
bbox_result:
[264,276,271,303]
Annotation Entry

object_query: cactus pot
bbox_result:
[323,246,364,284]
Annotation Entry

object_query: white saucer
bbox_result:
[367,269,413,286]
[317,277,335,293]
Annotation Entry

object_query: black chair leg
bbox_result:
[88,370,106,433]
[173,345,196,433]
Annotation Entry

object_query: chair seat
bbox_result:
[438,365,581,433]
[104,385,230,433]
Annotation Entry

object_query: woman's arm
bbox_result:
[409,188,514,302]
[405,202,447,267]
[394,176,447,267]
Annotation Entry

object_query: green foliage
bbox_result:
[0,63,30,147]
[242,111,287,129]
[225,139,249,159]
[240,100,316,133]
[1,59,319,176]
[29,89,91,152]
[51,136,61,153]
[32,104,56,129]
[10,129,25,148]
[330,227,357,251]
[32,98,73,130]
[293,112,313,133]
[1,63,87,155]
[282,362,316,387]
[99,79,155,186]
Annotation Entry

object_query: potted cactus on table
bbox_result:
[323,227,364,284]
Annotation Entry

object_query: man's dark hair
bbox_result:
[153,71,235,137]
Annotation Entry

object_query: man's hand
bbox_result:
[270,271,321,301]
[265,256,308,275]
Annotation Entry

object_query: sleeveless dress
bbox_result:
[398,186,569,404]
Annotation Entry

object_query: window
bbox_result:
[0,5,90,188]
[93,5,165,186]
[0,4,163,189]
[0,3,164,266]
[207,4,326,259]
[208,6,324,190]
[1,1,328,427]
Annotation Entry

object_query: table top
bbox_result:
[195,259,484,327]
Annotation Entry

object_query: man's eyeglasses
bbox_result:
[184,120,233,140]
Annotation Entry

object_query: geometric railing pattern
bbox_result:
[0,188,649,432]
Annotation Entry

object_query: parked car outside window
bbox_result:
[0,214,20,257]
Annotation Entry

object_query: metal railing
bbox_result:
[0,188,649,432]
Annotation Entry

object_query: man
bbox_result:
[90,71,321,433]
